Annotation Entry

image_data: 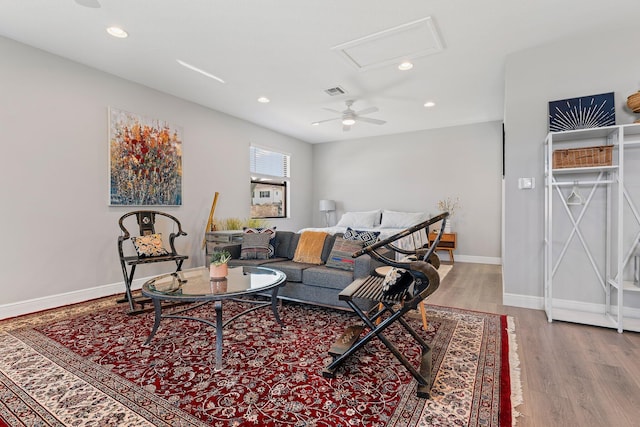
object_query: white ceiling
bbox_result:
[1,0,638,143]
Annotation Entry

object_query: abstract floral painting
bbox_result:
[109,108,183,205]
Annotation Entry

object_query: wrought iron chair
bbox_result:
[117,210,188,314]
[322,212,448,398]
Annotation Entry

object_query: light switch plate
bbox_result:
[518,177,535,189]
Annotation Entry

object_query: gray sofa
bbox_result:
[213,231,389,310]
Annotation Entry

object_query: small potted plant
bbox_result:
[209,249,231,278]
[437,197,461,233]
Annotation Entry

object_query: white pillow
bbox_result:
[336,210,381,228]
[380,210,428,228]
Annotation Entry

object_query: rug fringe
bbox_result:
[507,316,523,426]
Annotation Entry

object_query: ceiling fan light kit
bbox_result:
[106,26,128,38]
[313,100,386,131]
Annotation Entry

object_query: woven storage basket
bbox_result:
[552,145,612,169]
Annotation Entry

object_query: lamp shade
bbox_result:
[319,199,336,212]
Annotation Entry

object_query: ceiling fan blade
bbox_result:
[323,108,344,114]
[343,124,351,132]
[75,0,101,8]
[355,116,386,125]
[354,106,378,115]
[312,117,340,124]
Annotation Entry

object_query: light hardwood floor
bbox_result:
[427,262,640,427]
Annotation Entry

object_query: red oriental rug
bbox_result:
[0,297,521,426]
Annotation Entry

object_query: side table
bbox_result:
[428,232,457,263]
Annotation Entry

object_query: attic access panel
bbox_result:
[331,16,443,71]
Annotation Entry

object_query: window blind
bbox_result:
[250,146,290,178]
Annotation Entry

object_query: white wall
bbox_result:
[503,25,640,308]
[0,37,313,316]
[18,20,635,316]
[312,122,503,263]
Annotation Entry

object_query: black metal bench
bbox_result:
[117,210,188,314]
[322,212,448,398]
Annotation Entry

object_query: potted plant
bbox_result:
[209,249,231,278]
[437,197,461,233]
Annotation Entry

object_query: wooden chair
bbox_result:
[322,213,448,398]
[117,210,188,314]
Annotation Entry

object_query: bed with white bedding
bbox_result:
[298,209,432,252]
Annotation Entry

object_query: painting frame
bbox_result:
[109,107,183,206]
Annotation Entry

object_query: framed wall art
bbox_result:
[548,92,615,132]
[109,107,183,206]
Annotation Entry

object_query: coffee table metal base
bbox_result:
[144,287,283,371]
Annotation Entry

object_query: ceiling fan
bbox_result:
[75,0,101,8]
[313,100,386,131]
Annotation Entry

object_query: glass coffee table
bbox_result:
[141,266,286,371]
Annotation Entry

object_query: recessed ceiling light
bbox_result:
[424,101,436,108]
[398,61,413,71]
[106,26,128,38]
[257,97,270,103]
[176,59,225,84]
[311,122,320,126]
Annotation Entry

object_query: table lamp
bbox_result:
[319,199,336,226]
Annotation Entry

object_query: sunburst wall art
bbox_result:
[109,108,183,206]
[548,92,615,132]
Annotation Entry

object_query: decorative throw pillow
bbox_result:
[131,233,169,257]
[326,237,363,271]
[240,232,271,260]
[243,226,277,257]
[335,210,381,228]
[293,231,328,264]
[380,210,428,228]
[343,227,380,247]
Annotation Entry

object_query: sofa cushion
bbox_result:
[320,233,337,263]
[302,265,355,290]
[228,257,287,267]
[343,227,380,247]
[264,260,312,282]
[286,233,300,259]
[293,231,328,264]
[326,237,363,271]
[272,231,294,258]
[240,233,271,260]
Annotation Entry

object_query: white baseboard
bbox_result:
[502,293,640,319]
[0,276,150,321]
[3,258,502,320]
[551,297,640,318]
[503,293,544,310]
[456,255,502,265]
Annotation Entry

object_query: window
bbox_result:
[250,146,290,218]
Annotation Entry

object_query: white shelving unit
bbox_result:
[544,124,640,332]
